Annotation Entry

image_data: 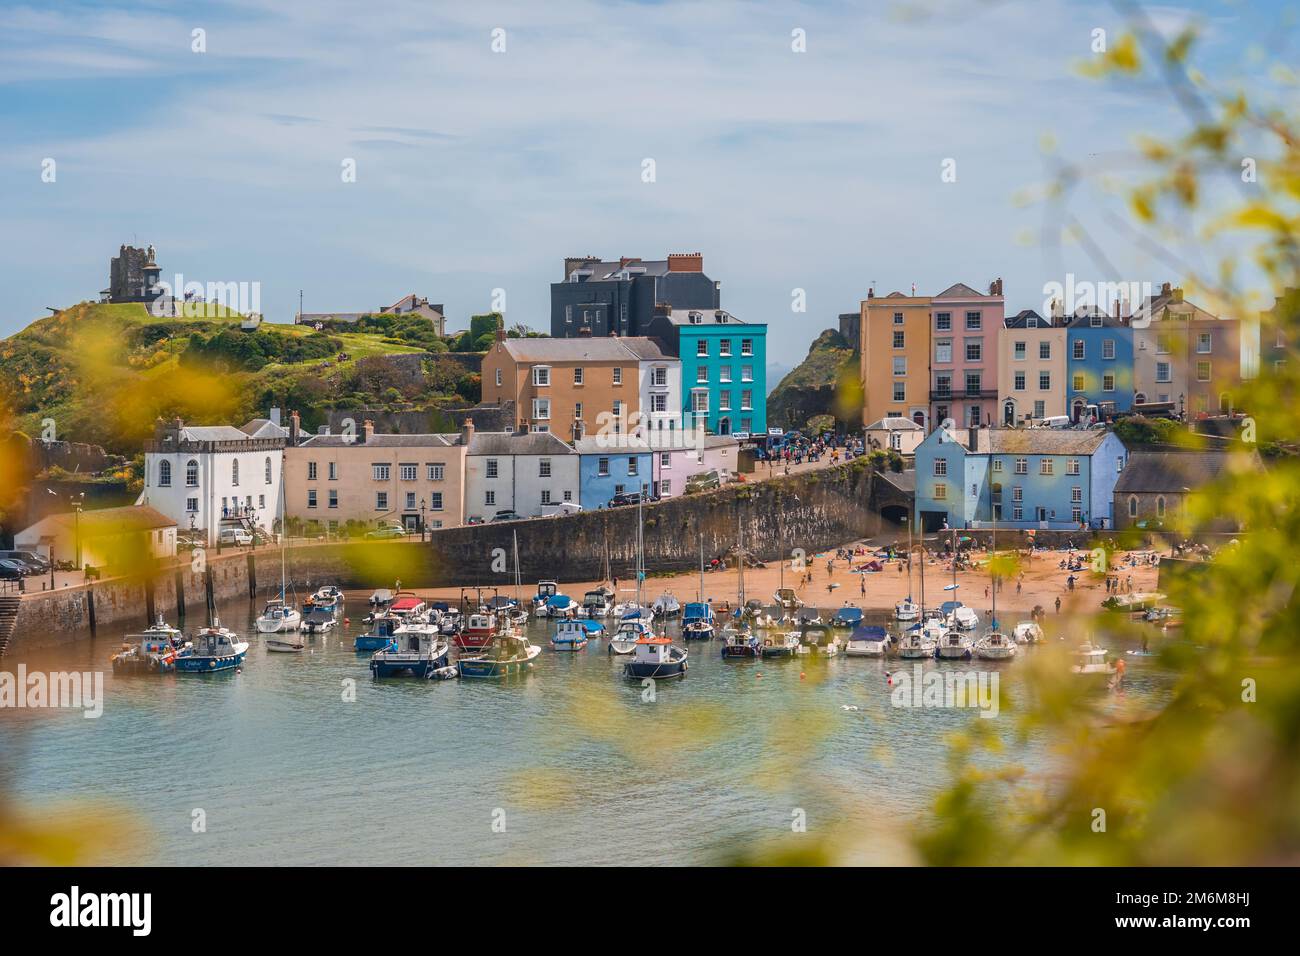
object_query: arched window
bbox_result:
[186,459,199,487]
[1219,393,1231,414]
[158,460,172,486]
[1134,392,1146,406]
[232,459,240,486]
[1156,496,1166,518]
[1128,495,1138,518]
[265,456,272,484]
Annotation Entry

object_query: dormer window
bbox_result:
[689,311,703,325]
[1090,314,1102,327]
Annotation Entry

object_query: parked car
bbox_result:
[218,528,254,547]
[364,524,409,540]
[608,491,650,507]
[0,559,29,580]
[539,501,583,517]
[0,550,50,573]
[490,511,523,522]
[685,469,724,494]
[466,515,485,525]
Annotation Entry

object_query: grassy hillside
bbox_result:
[765,329,862,432]
[0,301,470,455]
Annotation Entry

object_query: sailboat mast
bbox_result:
[736,509,744,605]
[698,533,704,602]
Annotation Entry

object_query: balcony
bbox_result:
[929,389,998,401]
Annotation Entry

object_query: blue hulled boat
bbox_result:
[175,621,248,673]
[551,618,591,651]
[355,615,399,652]
[369,628,450,678]
[831,605,864,629]
[681,602,716,640]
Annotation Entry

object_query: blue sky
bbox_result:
[0,0,1290,367]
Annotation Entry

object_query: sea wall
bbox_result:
[7,462,880,651]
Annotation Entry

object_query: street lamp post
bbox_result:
[420,499,427,543]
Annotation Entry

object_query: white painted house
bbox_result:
[138,416,288,546]
[626,339,683,439]
[463,427,580,521]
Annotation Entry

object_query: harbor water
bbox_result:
[0,595,1173,865]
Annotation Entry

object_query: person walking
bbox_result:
[1055,595,1062,614]
[860,575,866,597]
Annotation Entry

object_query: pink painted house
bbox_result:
[929,280,1005,429]
[652,436,740,498]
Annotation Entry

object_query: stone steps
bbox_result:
[0,594,20,658]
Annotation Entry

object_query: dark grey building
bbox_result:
[549,253,720,338]
[102,244,163,305]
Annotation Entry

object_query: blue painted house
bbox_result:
[1066,309,1134,421]
[574,437,654,508]
[645,308,767,437]
[914,425,1129,531]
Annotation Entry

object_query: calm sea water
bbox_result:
[0,595,1172,865]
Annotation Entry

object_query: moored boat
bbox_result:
[897,625,937,659]
[369,628,450,678]
[354,615,399,652]
[609,619,650,655]
[456,610,500,650]
[458,632,542,678]
[541,593,579,618]
[551,618,591,651]
[622,633,688,680]
[1012,621,1044,644]
[895,597,921,622]
[111,616,186,674]
[773,587,803,614]
[796,622,840,656]
[845,624,891,657]
[652,591,681,618]
[831,605,864,629]
[936,627,974,660]
[301,604,339,634]
[175,620,248,673]
[681,601,716,640]
[1071,642,1115,675]
[255,598,301,634]
[581,587,614,618]
[533,580,559,611]
[974,629,1017,660]
[759,632,801,658]
[720,626,761,659]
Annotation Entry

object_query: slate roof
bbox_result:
[1114,449,1253,494]
[298,433,461,448]
[865,417,923,431]
[25,505,176,538]
[467,431,576,456]
[240,418,290,439]
[665,308,758,327]
[178,425,250,442]
[937,426,1114,455]
[496,337,672,362]
[933,282,990,299]
[1003,309,1057,329]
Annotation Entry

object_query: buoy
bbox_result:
[800,672,806,680]
[344,617,350,625]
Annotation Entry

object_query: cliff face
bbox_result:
[765,329,861,432]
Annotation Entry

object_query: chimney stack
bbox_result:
[667,252,703,273]
[495,323,506,344]
[461,418,475,446]
[289,410,301,445]
[1161,281,1172,296]
[361,420,374,444]
[867,287,874,299]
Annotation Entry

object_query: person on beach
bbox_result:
[860,576,866,597]
[1055,596,1062,613]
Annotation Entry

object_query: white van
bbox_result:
[539,501,583,518]
[1035,416,1071,429]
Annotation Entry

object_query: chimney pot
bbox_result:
[461,417,475,445]
[361,420,375,444]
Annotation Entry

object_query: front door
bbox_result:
[1003,400,1016,426]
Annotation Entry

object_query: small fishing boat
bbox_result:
[1071,642,1115,675]
[681,602,716,640]
[456,610,500,650]
[541,593,579,618]
[831,605,864,629]
[265,628,306,653]
[652,591,681,618]
[845,625,891,657]
[111,616,186,673]
[617,604,654,627]
[579,619,605,638]
[433,603,461,635]
[720,626,761,659]
[609,619,650,655]
[354,615,399,652]
[897,625,937,659]
[936,627,974,660]
[1013,621,1044,644]
[389,592,428,620]
[533,580,559,611]
[581,588,614,618]
[369,628,451,678]
[551,618,591,651]
[623,633,688,680]
[458,632,542,678]
[301,604,339,634]
[175,620,248,673]
[796,622,840,657]
[773,587,803,614]
[309,585,345,613]
[895,597,921,622]
[368,588,395,611]
[759,632,801,658]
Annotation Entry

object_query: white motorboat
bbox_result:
[974,629,1016,660]
[581,587,614,618]
[845,625,891,657]
[759,631,801,658]
[795,622,840,656]
[773,587,803,613]
[651,591,681,618]
[1013,621,1044,644]
[615,604,654,627]
[1071,642,1115,675]
[949,605,979,631]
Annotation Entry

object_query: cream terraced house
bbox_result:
[282,416,467,533]
[463,424,580,521]
[997,309,1068,425]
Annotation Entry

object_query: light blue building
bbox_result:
[574,437,654,508]
[913,425,1129,531]
[645,308,768,437]
[1066,309,1135,421]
